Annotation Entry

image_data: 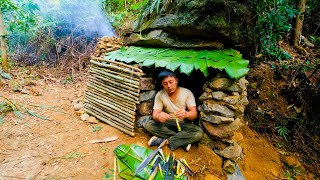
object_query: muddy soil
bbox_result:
[0,67,313,180]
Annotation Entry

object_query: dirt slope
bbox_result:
[0,67,312,180]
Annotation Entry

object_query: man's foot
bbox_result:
[184,144,191,152]
[148,136,164,147]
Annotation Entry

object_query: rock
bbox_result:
[74,102,84,111]
[232,132,244,143]
[199,92,213,102]
[241,91,247,96]
[238,77,249,92]
[137,102,154,115]
[223,160,236,174]
[136,115,152,128]
[126,29,224,49]
[212,91,227,100]
[72,99,81,105]
[80,113,90,121]
[199,100,234,117]
[215,142,243,161]
[226,104,245,118]
[210,78,233,91]
[200,134,228,150]
[139,78,155,90]
[239,96,249,106]
[139,90,157,102]
[226,84,241,92]
[203,121,234,139]
[202,82,210,91]
[75,109,85,116]
[222,95,240,105]
[125,0,252,49]
[227,163,245,180]
[204,88,212,93]
[231,92,240,96]
[200,112,234,124]
[88,116,99,124]
[202,118,243,139]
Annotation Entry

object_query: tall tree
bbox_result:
[0,9,8,72]
[293,0,307,47]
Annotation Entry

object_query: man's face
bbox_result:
[162,76,178,95]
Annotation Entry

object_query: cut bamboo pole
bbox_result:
[90,69,139,88]
[92,65,140,82]
[91,56,143,73]
[87,82,139,103]
[89,77,139,99]
[89,70,139,90]
[85,92,136,120]
[90,72,139,92]
[90,68,139,85]
[85,103,134,129]
[90,60,142,77]
[85,92,136,119]
[86,88,136,109]
[85,85,137,108]
[85,107,135,136]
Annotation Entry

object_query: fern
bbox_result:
[276,125,289,142]
[104,46,249,79]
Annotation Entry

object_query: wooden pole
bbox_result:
[91,57,143,73]
[0,10,8,72]
[293,0,306,47]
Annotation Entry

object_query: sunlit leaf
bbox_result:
[13,110,24,118]
[92,126,103,132]
[26,110,49,120]
[0,116,4,125]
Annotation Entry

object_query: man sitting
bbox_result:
[138,70,203,151]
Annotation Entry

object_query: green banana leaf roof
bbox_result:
[104,46,249,80]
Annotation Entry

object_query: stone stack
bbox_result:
[198,77,249,174]
[94,36,124,57]
[136,77,157,128]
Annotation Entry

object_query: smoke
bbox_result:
[34,0,115,37]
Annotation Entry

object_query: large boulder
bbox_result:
[124,0,252,49]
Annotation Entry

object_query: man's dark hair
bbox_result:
[158,69,177,82]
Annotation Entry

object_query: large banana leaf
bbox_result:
[104,47,249,80]
[114,144,186,180]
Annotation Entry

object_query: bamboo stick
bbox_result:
[86,88,136,109]
[90,73,140,93]
[91,56,143,73]
[89,77,139,99]
[85,107,135,136]
[90,60,142,77]
[85,92,136,119]
[87,82,139,104]
[85,96,135,124]
[87,86,136,108]
[89,70,139,89]
[90,68,139,86]
[86,89,137,112]
[90,69,139,89]
[85,85,137,108]
[85,93,136,121]
[85,100,135,126]
[92,65,140,82]
[85,103,134,129]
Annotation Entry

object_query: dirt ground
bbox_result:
[0,66,314,180]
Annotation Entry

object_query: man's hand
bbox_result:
[176,109,187,120]
[157,112,170,123]
[153,109,170,123]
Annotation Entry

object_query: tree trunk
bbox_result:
[0,10,8,72]
[293,0,307,47]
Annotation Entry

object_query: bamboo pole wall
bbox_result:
[84,57,144,136]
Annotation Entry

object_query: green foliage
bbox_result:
[282,161,305,180]
[64,152,83,159]
[252,0,298,60]
[276,125,289,142]
[105,47,249,79]
[92,125,103,132]
[309,35,320,46]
